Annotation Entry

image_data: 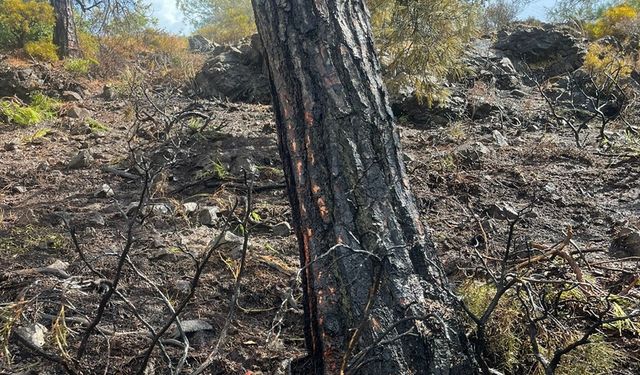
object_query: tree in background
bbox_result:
[0,0,55,48]
[177,0,256,43]
[481,0,533,30]
[547,0,606,22]
[51,0,82,58]
[368,0,479,105]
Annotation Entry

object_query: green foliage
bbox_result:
[64,58,98,76]
[481,0,533,31]
[24,39,59,62]
[585,2,640,39]
[547,0,607,23]
[0,224,66,255]
[85,118,109,132]
[0,92,60,126]
[0,0,55,48]
[22,127,52,143]
[459,280,625,374]
[179,0,256,43]
[368,0,479,105]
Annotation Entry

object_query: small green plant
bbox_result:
[0,225,66,255]
[22,127,52,143]
[212,160,228,179]
[85,118,109,133]
[24,39,59,62]
[0,93,59,126]
[63,58,98,76]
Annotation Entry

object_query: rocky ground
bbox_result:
[1,23,639,375]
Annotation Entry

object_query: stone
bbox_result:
[13,185,27,194]
[197,206,219,226]
[230,156,258,176]
[610,227,640,258]
[272,222,292,237]
[486,202,519,221]
[144,203,172,216]
[102,85,116,101]
[194,34,271,103]
[188,35,213,52]
[86,213,106,227]
[3,142,18,151]
[94,184,115,198]
[67,150,94,169]
[456,142,491,165]
[495,23,586,80]
[218,231,246,259]
[183,202,199,214]
[492,130,509,147]
[67,106,92,119]
[15,323,48,348]
[62,90,83,102]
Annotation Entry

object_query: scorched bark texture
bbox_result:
[51,0,81,58]
[250,1,477,374]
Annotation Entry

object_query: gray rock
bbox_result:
[67,150,94,169]
[101,85,116,101]
[194,34,271,103]
[188,35,213,52]
[487,202,519,221]
[230,156,257,176]
[183,202,199,214]
[13,185,27,194]
[62,90,83,102]
[218,231,246,259]
[610,227,640,257]
[67,106,92,119]
[495,23,586,80]
[272,221,292,237]
[94,184,114,198]
[4,142,18,151]
[492,130,509,147]
[15,323,48,348]
[456,142,491,165]
[86,213,106,227]
[144,203,172,216]
[197,206,219,226]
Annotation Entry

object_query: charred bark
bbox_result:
[51,0,82,58]
[251,1,477,374]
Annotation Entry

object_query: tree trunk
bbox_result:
[251,1,477,374]
[51,0,82,58]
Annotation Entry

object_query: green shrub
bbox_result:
[0,92,60,126]
[368,0,479,105]
[0,0,55,48]
[24,40,59,62]
[85,118,109,132]
[64,58,98,76]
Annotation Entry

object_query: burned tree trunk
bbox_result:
[251,1,476,374]
[51,0,81,58]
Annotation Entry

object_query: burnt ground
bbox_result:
[0,62,639,374]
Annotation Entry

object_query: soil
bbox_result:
[0,58,639,375]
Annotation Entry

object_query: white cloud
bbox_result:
[148,0,191,34]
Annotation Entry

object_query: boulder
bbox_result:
[495,23,587,80]
[188,35,214,53]
[194,34,271,104]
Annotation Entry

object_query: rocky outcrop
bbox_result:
[0,62,85,100]
[193,35,271,104]
[495,23,587,80]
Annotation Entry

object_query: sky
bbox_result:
[149,0,559,35]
